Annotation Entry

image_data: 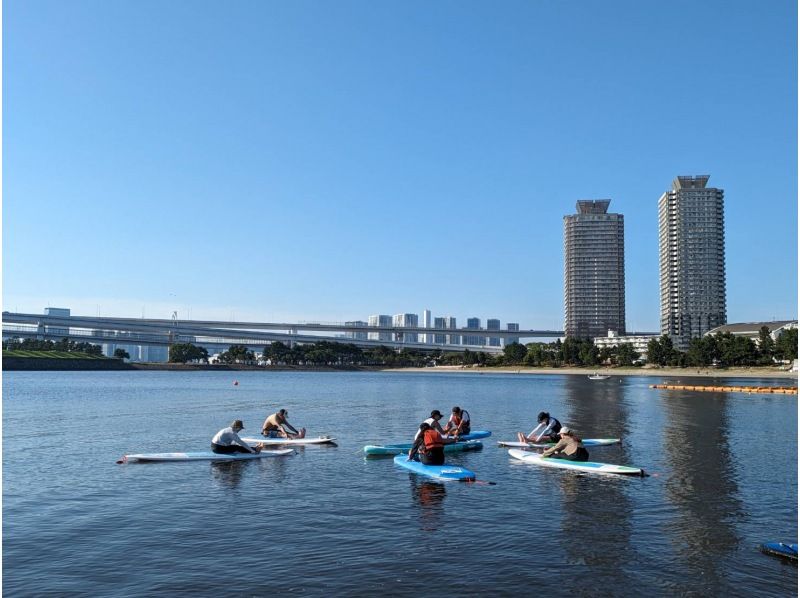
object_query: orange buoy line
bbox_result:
[649,384,798,395]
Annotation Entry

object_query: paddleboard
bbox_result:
[760,542,798,561]
[120,448,294,463]
[497,438,621,448]
[393,453,476,481]
[508,448,643,476]
[364,440,483,457]
[457,430,491,440]
[241,436,336,445]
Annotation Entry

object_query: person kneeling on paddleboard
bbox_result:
[211,420,263,454]
[443,406,471,437]
[540,427,589,462]
[408,422,457,466]
[517,411,562,444]
[261,409,306,439]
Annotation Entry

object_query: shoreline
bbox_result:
[380,365,799,379]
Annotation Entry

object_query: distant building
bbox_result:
[422,309,432,344]
[368,314,392,342]
[463,317,484,346]
[659,175,726,350]
[593,330,658,362]
[705,321,797,344]
[487,319,501,347]
[433,317,448,344]
[44,307,70,338]
[564,200,626,339]
[506,323,520,346]
[393,313,419,343]
[345,320,368,341]
[447,317,460,345]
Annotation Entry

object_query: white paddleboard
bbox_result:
[498,438,621,448]
[121,448,294,463]
[508,448,643,476]
[241,436,336,445]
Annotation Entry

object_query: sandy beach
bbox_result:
[383,364,799,380]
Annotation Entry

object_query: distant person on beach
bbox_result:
[261,409,306,438]
[408,422,457,465]
[443,406,471,436]
[414,410,447,441]
[211,420,263,454]
[540,427,589,461]
[517,411,562,444]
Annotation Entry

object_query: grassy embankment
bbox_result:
[2,350,111,360]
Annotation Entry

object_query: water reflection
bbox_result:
[661,390,742,584]
[558,376,635,583]
[209,454,291,489]
[409,479,446,532]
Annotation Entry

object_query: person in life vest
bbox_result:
[261,408,306,439]
[517,411,562,444]
[443,406,471,437]
[408,422,457,465]
[211,419,265,454]
[540,427,589,461]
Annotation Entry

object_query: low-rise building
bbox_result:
[593,330,659,361]
[704,321,797,343]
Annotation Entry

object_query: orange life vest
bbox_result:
[423,429,444,450]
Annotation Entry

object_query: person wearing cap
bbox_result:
[408,422,458,465]
[517,411,562,444]
[211,420,264,454]
[540,427,589,461]
[443,406,471,437]
[261,408,306,439]
[413,410,447,442]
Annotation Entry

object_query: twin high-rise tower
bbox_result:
[658,176,726,349]
[564,176,726,348]
[564,200,626,338]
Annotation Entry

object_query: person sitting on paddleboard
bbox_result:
[540,427,589,462]
[211,420,263,454]
[408,422,457,466]
[443,406,471,437]
[413,410,447,442]
[261,408,306,439]
[517,411,562,444]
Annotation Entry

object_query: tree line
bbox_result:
[165,327,798,369]
[3,337,104,356]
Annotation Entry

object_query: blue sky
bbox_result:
[4,0,797,331]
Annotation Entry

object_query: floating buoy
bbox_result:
[233,380,239,386]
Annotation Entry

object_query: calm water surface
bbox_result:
[3,371,797,596]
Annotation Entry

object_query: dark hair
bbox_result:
[452,406,461,414]
[537,411,549,423]
[419,422,431,431]
[279,409,287,416]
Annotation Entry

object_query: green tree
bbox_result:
[169,343,209,363]
[757,326,776,364]
[503,342,527,365]
[615,343,639,366]
[113,348,130,360]
[775,328,798,361]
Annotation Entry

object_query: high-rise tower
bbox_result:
[564,200,626,338]
[658,175,726,349]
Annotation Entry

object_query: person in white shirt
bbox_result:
[211,420,263,454]
[413,410,447,442]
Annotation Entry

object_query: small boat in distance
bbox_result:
[588,372,611,380]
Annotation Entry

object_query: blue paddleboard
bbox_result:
[364,440,483,457]
[393,453,476,481]
[760,542,798,561]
